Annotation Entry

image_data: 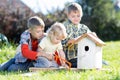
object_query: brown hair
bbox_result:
[27,16,45,29]
[65,2,83,18]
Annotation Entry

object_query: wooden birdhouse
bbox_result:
[75,32,105,69]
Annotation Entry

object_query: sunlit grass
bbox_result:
[0,41,120,80]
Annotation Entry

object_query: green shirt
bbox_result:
[62,20,91,60]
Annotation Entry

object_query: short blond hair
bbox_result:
[27,16,45,29]
[65,2,83,18]
[47,22,67,40]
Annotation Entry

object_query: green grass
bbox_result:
[0,41,120,80]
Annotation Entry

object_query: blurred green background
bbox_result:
[0,0,120,43]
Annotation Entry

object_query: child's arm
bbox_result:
[67,38,76,45]
[37,46,54,60]
[58,50,69,68]
[67,37,79,47]
[21,44,38,60]
[21,44,53,61]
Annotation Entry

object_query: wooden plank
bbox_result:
[29,67,111,72]
[29,67,87,72]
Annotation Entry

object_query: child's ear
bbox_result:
[50,31,54,36]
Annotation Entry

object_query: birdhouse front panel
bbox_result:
[77,37,102,69]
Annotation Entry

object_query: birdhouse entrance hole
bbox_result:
[85,46,89,51]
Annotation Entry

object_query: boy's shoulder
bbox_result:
[79,23,88,28]
[20,30,30,37]
[22,30,30,35]
[63,20,87,27]
[63,19,86,26]
[19,30,31,44]
[63,20,71,25]
[78,24,91,32]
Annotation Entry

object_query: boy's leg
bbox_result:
[7,60,34,72]
[34,57,50,68]
[0,58,15,71]
[50,61,59,68]
[69,58,77,68]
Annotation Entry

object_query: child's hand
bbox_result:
[62,64,69,69]
[37,52,53,61]
[45,53,54,61]
[67,38,76,45]
[37,52,42,57]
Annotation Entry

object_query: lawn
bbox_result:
[0,41,120,80]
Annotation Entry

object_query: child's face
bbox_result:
[68,10,81,25]
[51,35,63,44]
[29,26,44,40]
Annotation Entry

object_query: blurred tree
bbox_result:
[0,4,66,43]
[43,8,66,32]
[0,0,120,42]
[76,0,120,41]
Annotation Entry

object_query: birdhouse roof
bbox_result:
[75,32,106,47]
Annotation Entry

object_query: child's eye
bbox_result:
[77,15,80,17]
[71,15,75,18]
[36,31,42,34]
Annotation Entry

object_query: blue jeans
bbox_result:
[0,58,34,71]
[7,60,34,72]
[0,58,15,71]
[34,57,58,68]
